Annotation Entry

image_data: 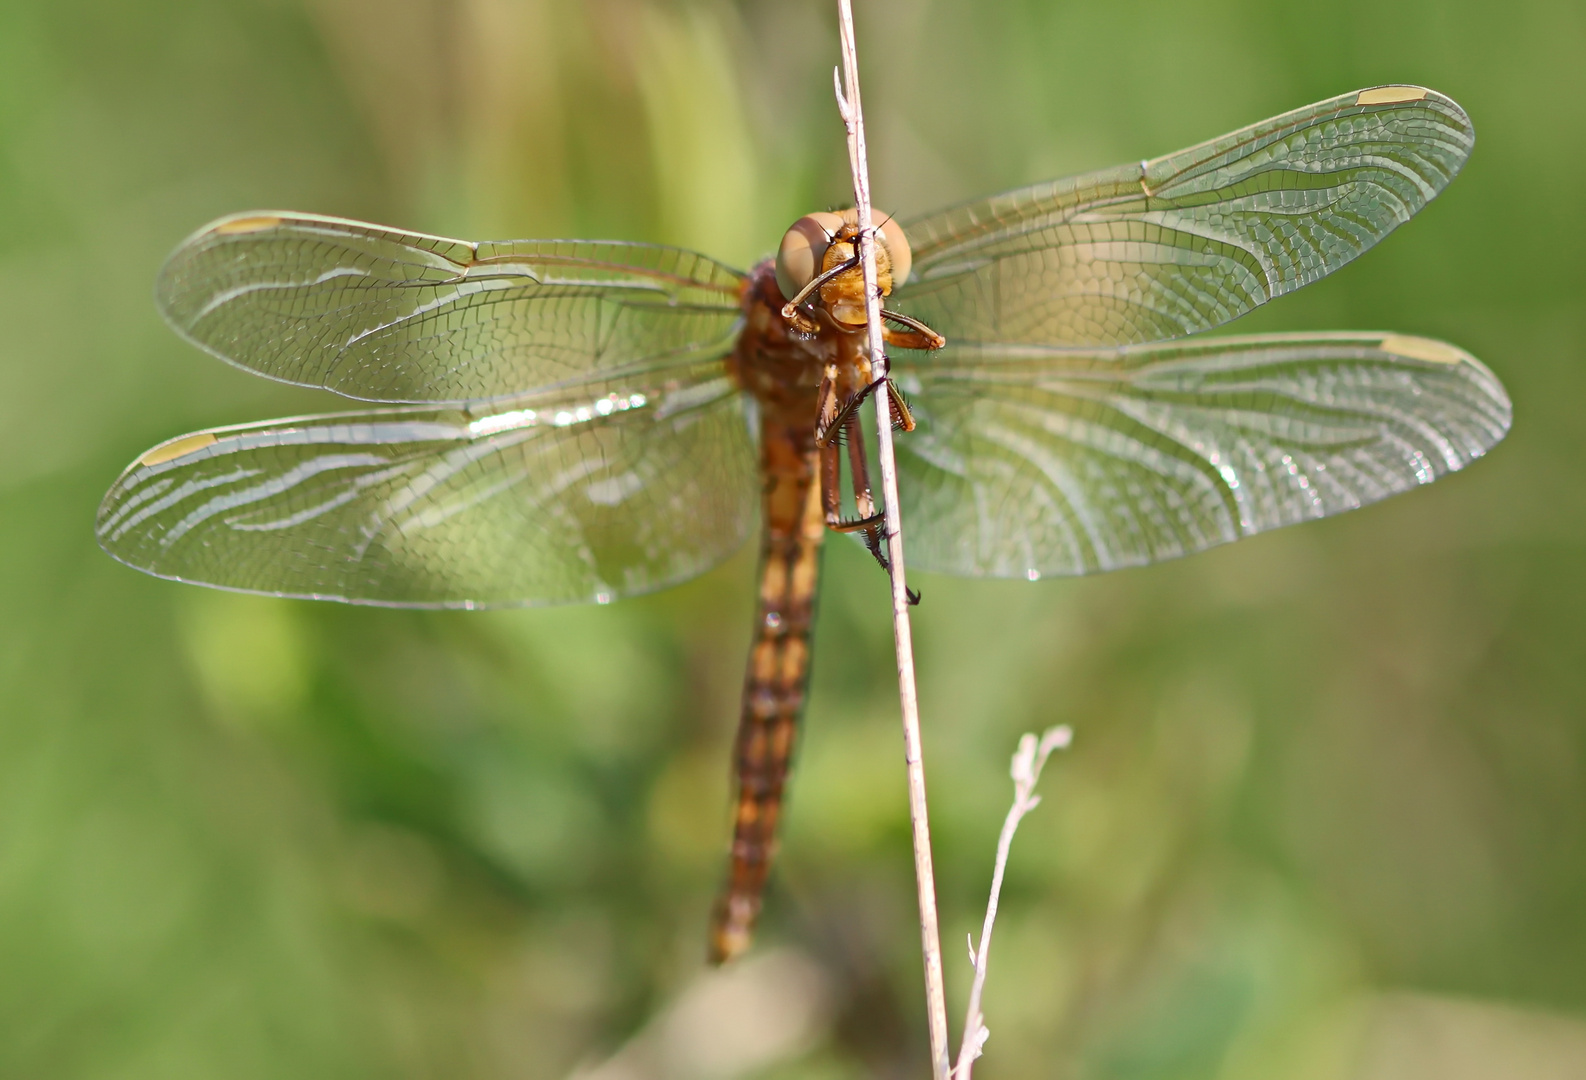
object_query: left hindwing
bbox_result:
[97,365,756,607]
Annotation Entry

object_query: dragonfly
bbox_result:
[99,85,1510,963]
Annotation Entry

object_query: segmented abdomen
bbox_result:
[708,425,824,964]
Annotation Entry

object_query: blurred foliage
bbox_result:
[2,0,1585,1078]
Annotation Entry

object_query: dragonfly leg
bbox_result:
[785,307,821,337]
[820,439,845,528]
[817,369,844,522]
[886,378,916,433]
[781,255,859,315]
[818,377,880,530]
[818,375,916,448]
[881,309,946,351]
[846,410,878,529]
[813,370,847,448]
[781,255,861,336]
[828,510,886,534]
[816,378,873,447]
[844,417,921,605]
[822,427,884,535]
[816,372,921,606]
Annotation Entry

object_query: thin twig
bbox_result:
[953,725,1073,1080]
[831,5,950,1079]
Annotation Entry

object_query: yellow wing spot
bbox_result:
[140,432,219,466]
[1357,86,1429,106]
[214,215,283,235]
[1379,334,1465,365]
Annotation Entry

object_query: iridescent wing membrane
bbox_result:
[99,371,754,606]
[897,86,1475,346]
[102,87,1509,602]
[100,214,756,606]
[885,85,1508,576]
[891,333,1509,577]
[157,212,747,403]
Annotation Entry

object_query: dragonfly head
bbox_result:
[775,208,911,329]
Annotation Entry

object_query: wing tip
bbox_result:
[152,210,302,328]
[1377,333,1510,426]
[1353,85,1472,136]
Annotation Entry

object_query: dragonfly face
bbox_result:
[98,85,1510,963]
[775,208,912,328]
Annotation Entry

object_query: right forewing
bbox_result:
[896,87,1473,347]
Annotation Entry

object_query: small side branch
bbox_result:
[833,5,951,1079]
[953,725,1073,1080]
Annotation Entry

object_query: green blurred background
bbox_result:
[3,0,1584,1077]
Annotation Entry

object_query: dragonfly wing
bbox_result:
[887,333,1509,578]
[157,212,747,404]
[98,366,756,607]
[896,87,1473,346]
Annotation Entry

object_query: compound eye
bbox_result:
[877,213,911,288]
[775,211,844,301]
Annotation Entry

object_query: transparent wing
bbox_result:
[157,211,748,404]
[896,87,1473,347]
[97,366,756,607]
[887,332,1510,578]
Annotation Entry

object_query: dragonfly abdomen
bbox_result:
[709,423,825,964]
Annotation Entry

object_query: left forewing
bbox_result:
[156,212,748,404]
[887,332,1509,578]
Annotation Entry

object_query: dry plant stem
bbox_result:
[953,726,1073,1080]
[832,4,951,1079]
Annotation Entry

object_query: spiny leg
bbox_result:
[817,379,872,448]
[820,437,846,529]
[881,309,946,351]
[781,256,861,335]
[781,254,859,316]
[846,410,878,530]
[844,416,921,606]
[817,375,916,449]
[843,410,905,590]
[822,432,885,536]
[817,368,848,531]
[885,378,916,433]
[814,365,842,449]
[823,405,883,536]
